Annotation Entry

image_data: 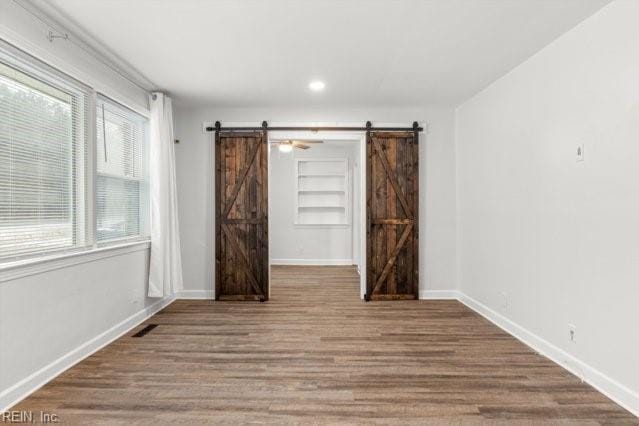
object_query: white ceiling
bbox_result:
[44,0,610,108]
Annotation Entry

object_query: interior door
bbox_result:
[366,131,418,300]
[215,131,269,301]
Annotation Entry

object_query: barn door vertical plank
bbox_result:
[251,134,261,298]
[248,136,258,299]
[243,137,252,296]
[386,137,397,295]
[224,137,234,296]
[375,137,388,295]
[225,138,235,295]
[402,134,412,295]
[237,137,247,295]
[396,135,408,294]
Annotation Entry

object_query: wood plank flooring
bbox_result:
[12,266,636,424]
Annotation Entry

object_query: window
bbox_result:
[0,49,89,260]
[0,41,150,264]
[95,96,149,243]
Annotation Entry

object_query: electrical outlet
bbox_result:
[568,324,577,343]
[576,144,584,162]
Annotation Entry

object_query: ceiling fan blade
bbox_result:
[295,143,311,150]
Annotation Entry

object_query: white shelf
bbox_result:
[299,205,345,209]
[294,158,349,226]
[298,173,345,177]
[298,190,345,194]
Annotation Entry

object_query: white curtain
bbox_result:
[148,92,183,297]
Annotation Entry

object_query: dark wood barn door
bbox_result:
[215,131,269,301]
[366,131,418,300]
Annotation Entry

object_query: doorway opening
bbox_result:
[267,130,366,299]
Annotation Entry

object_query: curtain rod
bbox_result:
[205,121,423,132]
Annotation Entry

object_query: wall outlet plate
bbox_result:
[576,144,585,162]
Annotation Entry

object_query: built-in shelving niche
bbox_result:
[294,158,349,225]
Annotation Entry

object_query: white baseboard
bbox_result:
[0,295,176,412]
[176,290,214,299]
[457,292,639,417]
[270,258,354,266]
[420,289,460,300]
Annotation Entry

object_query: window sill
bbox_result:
[0,240,151,284]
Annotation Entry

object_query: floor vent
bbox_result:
[132,324,158,338]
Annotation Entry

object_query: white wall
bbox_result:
[0,0,148,112]
[173,106,458,297]
[456,0,639,413]
[0,1,158,410]
[0,245,171,409]
[270,142,359,265]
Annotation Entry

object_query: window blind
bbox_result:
[95,96,149,242]
[0,50,89,260]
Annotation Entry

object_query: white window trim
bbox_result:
[0,239,150,284]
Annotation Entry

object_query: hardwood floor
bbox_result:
[13,266,636,424]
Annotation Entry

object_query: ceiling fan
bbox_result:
[273,139,323,152]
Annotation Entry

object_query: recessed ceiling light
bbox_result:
[309,81,325,92]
